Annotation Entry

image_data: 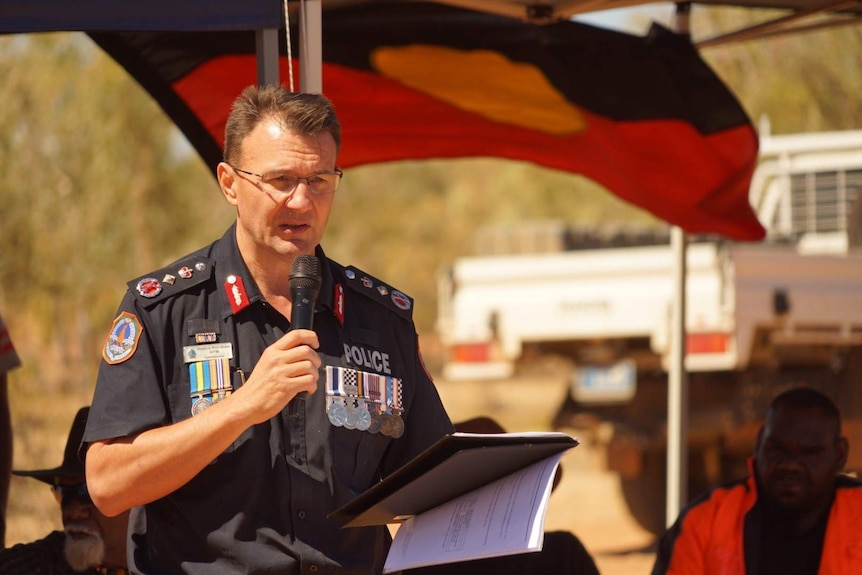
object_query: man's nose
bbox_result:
[283,181,315,209]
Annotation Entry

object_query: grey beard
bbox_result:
[63,525,105,572]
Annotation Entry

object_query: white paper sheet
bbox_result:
[382,452,565,572]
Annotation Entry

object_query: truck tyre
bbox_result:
[619,448,712,537]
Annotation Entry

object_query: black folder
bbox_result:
[329,432,578,528]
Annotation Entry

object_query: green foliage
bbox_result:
[696,8,862,132]
[0,33,233,397]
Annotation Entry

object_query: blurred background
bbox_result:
[2,6,861,573]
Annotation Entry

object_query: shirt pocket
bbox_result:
[332,426,391,493]
[344,327,379,347]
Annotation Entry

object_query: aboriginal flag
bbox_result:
[89,1,764,240]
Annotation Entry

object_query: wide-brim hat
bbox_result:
[13,406,89,485]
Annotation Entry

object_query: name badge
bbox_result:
[183,342,234,363]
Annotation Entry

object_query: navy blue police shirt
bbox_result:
[83,224,454,575]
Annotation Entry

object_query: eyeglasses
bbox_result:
[52,482,92,505]
[230,165,343,197]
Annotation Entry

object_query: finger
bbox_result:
[282,365,319,397]
[272,329,319,351]
[293,373,319,396]
[281,356,322,379]
[277,345,322,370]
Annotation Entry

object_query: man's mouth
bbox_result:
[65,523,99,540]
[279,223,308,233]
[772,474,807,495]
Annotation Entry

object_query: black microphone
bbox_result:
[287,255,321,418]
[288,255,322,331]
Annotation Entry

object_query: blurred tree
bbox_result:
[0,33,233,396]
[695,8,862,133]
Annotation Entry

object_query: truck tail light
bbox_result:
[451,343,490,363]
[686,332,730,354]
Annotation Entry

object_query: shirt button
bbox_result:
[298,511,306,519]
[309,566,319,573]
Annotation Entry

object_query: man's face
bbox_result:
[755,405,847,515]
[218,118,338,263]
[59,484,129,570]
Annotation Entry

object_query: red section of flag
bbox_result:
[175,57,762,240]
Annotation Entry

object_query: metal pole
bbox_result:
[299,0,323,93]
[255,29,280,86]
[666,226,689,526]
[666,1,691,528]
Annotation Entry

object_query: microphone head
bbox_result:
[289,255,322,291]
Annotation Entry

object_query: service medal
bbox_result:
[356,401,371,432]
[327,400,347,427]
[380,414,396,437]
[389,415,405,438]
[191,396,212,416]
[343,402,359,430]
[367,412,382,434]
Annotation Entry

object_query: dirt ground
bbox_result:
[7,371,659,575]
[434,374,658,575]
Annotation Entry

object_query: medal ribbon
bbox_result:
[189,358,233,401]
[384,376,403,413]
[214,357,231,400]
[326,365,347,396]
[366,374,381,408]
[189,361,212,399]
[326,366,397,406]
[356,370,365,400]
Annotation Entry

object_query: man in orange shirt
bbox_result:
[652,386,862,575]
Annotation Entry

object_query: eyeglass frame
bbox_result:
[228,164,343,197]
[51,482,92,505]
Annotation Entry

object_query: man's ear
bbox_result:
[836,436,849,472]
[754,426,765,455]
[217,162,239,206]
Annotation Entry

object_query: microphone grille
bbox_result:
[289,255,322,290]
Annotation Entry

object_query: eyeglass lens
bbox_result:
[52,483,92,505]
[261,171,341,195]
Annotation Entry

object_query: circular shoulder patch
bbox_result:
[136,277,163,298]
[390,290,412,310]
[103,312,143,365]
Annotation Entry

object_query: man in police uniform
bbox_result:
[83,86,453,574]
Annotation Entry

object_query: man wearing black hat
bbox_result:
[0,407,129,574]
[0,310,22,547]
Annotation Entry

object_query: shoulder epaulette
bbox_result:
[127,256,215,306]
[338,264,414,321]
